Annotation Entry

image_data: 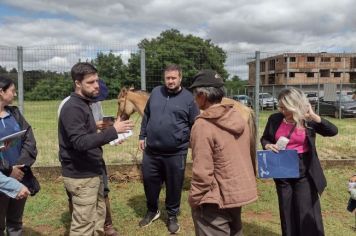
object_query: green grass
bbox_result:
[17,100,356,166]
[22,167,355,235]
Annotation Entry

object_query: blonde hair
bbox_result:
[278,88,309,126]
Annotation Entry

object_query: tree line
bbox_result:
[0,29,247,101]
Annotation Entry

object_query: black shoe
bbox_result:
[167,216,180,234]
[139,210,160,227]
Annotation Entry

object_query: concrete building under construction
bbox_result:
[248,53,356,86]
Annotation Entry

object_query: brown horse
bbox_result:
[117,87,257,174]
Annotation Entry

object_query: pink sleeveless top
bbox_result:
[275,121,309,154]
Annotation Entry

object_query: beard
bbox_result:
[82,89,98,99]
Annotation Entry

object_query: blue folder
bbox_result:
[257,150,299,179]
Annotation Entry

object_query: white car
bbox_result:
[259,93,277,109]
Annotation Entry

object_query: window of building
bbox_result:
[268,59,275,70]
[284,57,296,63]
[334,72,341,77]
[260,62,265,72]
[334,57,341,62]
[351,58,356,68]
[268,75,275,84]
[321,57,331,62]
[289,72,295,78]
[320,69,330,77]
[307,57,315,62]
[307,72,314,78]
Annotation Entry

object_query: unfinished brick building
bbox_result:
[248,53,356,86]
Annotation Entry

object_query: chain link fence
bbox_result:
[0,45,355,166]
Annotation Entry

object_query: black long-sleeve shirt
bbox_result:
[58,92,117,178]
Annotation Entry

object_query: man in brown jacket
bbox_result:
[188,69,258,236]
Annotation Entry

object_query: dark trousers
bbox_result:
[0,192,27,236]
[192,204,243,236]
[142,152,186,216]
[274,156,324,236]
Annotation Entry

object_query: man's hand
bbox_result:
[139,140,145,151]
[10,165,25,181]
[96,120,113,130]
[113,119,134,133]
[16,185,30,199]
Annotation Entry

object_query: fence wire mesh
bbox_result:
[0,45,355,166]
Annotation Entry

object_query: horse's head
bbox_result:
[117,87,136,121]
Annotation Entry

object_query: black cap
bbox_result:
[189,69,224,89]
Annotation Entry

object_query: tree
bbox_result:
[225,75,248,96]
[127,29,228,91]
[92,52,127,98]
[25,73,72,100]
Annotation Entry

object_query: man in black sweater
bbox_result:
[138,64,200,234]
[58,62,133,236]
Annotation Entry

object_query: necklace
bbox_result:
[283,118,296,124]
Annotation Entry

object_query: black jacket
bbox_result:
[260,112,338,195]
[58,93,117,178]
[0,106,37,176]
[139,86,200,155]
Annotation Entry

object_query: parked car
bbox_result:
[259,93,277,109]
[232,95,252,107]
[305,92,319,105]
[316,95,356,118]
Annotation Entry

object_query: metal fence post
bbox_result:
[17,46,24,114]
[140,49,146,91]
[339,52,345,119]
[317,66,320,115]
[254,51,260,153]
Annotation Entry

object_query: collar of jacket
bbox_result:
[70,92,96,104]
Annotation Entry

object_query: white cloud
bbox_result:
[1,0,356,78]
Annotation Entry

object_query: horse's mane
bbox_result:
[119,87,149,97]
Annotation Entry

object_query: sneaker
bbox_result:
[166,216,180,234]
[139,210,160,227]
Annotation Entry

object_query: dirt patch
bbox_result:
[243,210,274,222]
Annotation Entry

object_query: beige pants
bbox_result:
[63,176,106,236]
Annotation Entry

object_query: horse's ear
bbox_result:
[118,87,128,98]
[129,85,135,91]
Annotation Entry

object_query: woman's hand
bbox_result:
[16,185,30,199]
[0,141,11,151]
[305,104,321,123]
[265,143,280,153]
[10,165,25,181]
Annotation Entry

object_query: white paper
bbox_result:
[109,130,133,145]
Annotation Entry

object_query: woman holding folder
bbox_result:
[0,76,37,236]
[261,87,337,236]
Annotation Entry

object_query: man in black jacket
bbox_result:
[58,62,134,236]
[138,64,200,234]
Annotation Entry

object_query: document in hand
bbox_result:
[109,130,133,145]
[257,149,299,179]
[0,130,27,148]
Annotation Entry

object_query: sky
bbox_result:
[0,0,356,79]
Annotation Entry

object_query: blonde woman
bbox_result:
[261,87,338,236]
